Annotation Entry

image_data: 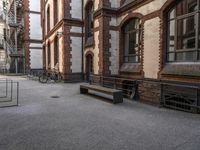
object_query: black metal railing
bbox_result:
[0,79,19,108]
[88,74,139,100]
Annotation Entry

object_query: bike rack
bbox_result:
[0,79,19,108]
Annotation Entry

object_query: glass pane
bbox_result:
[124,18,140,32]
[129,32,138,54]
[168,20,175,52]
[167,53,175,61]
[124,57,128,63]
[176,0,197,16]
[177,15,196,50]
[124,33,129,56]
[199,13,200,48]
[176,51,196,61]
[88,5,94,37]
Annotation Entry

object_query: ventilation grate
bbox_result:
[162,84,199,113]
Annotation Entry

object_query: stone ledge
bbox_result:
[161,64,200,77]
[120,63,142,73]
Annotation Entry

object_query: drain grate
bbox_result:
[51,96,60,99]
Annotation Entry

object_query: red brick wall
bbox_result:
[23,0,31,71]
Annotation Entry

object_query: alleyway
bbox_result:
[0,76,200,150]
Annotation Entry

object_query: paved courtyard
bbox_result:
[0,76,200,150]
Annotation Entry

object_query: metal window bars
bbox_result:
[161,83,200,113]
[0,79,19,108]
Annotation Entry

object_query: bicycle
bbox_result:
[39,70,62,83]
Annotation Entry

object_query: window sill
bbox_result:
[120,63,142,73]
[161,63,200,77]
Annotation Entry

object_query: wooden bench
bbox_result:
[80,84,123,104]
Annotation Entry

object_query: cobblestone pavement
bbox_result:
[0,76,200,150]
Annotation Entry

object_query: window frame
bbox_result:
[53,0,58,26]
[86,2,94,38]
[123,18,141,63]
[54,36,59,66]
[166,0,200,62]
[47,41,51,68]
[47,6,50,33]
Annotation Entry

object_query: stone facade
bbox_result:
[41,0,200,104]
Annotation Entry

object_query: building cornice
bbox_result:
[94,0,154,18]
[45,18,83,40]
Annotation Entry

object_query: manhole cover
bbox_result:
[51,96,60,99]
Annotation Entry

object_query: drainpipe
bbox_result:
[43,0,46,71]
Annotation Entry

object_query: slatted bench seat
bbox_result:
[80,84,123,104]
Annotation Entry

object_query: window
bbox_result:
[54,37,59,66]
[54,0,58,25]
[166,0,200,62]
[123,18,141,63]
[47,6,50,33]
[47,42,51,68]
[86,3,94,37]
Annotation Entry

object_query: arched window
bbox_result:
[123,18,141,63]
[54,0,58,25]
[47,6,50,33]
[47,41,51,68]
[54,36,59,66]
[86,2,94,37]
[166,0,200,62]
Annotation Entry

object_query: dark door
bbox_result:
[86,54,93,81]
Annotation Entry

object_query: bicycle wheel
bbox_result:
[54,73,62,83]
[39,74,48,83]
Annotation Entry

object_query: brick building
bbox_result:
[0,0,42,74]
[0,0,7,72]
[41,0,200,109]
[6,0,24,73]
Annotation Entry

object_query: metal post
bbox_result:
[89,74,92,84]
[114,78,117,89]
[10,80,13,101]
[160,83,164,107]
[17,82,19,106]
[197,86,200,107]
[6,78,8,97]
[100,76,102,86]
[15,58,18,74]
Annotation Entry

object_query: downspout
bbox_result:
[43,0,46,70]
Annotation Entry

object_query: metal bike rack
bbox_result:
[0,79,19,108]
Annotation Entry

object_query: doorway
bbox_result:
[86,54,93,81]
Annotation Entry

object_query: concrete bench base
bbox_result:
[80,84,123,104]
